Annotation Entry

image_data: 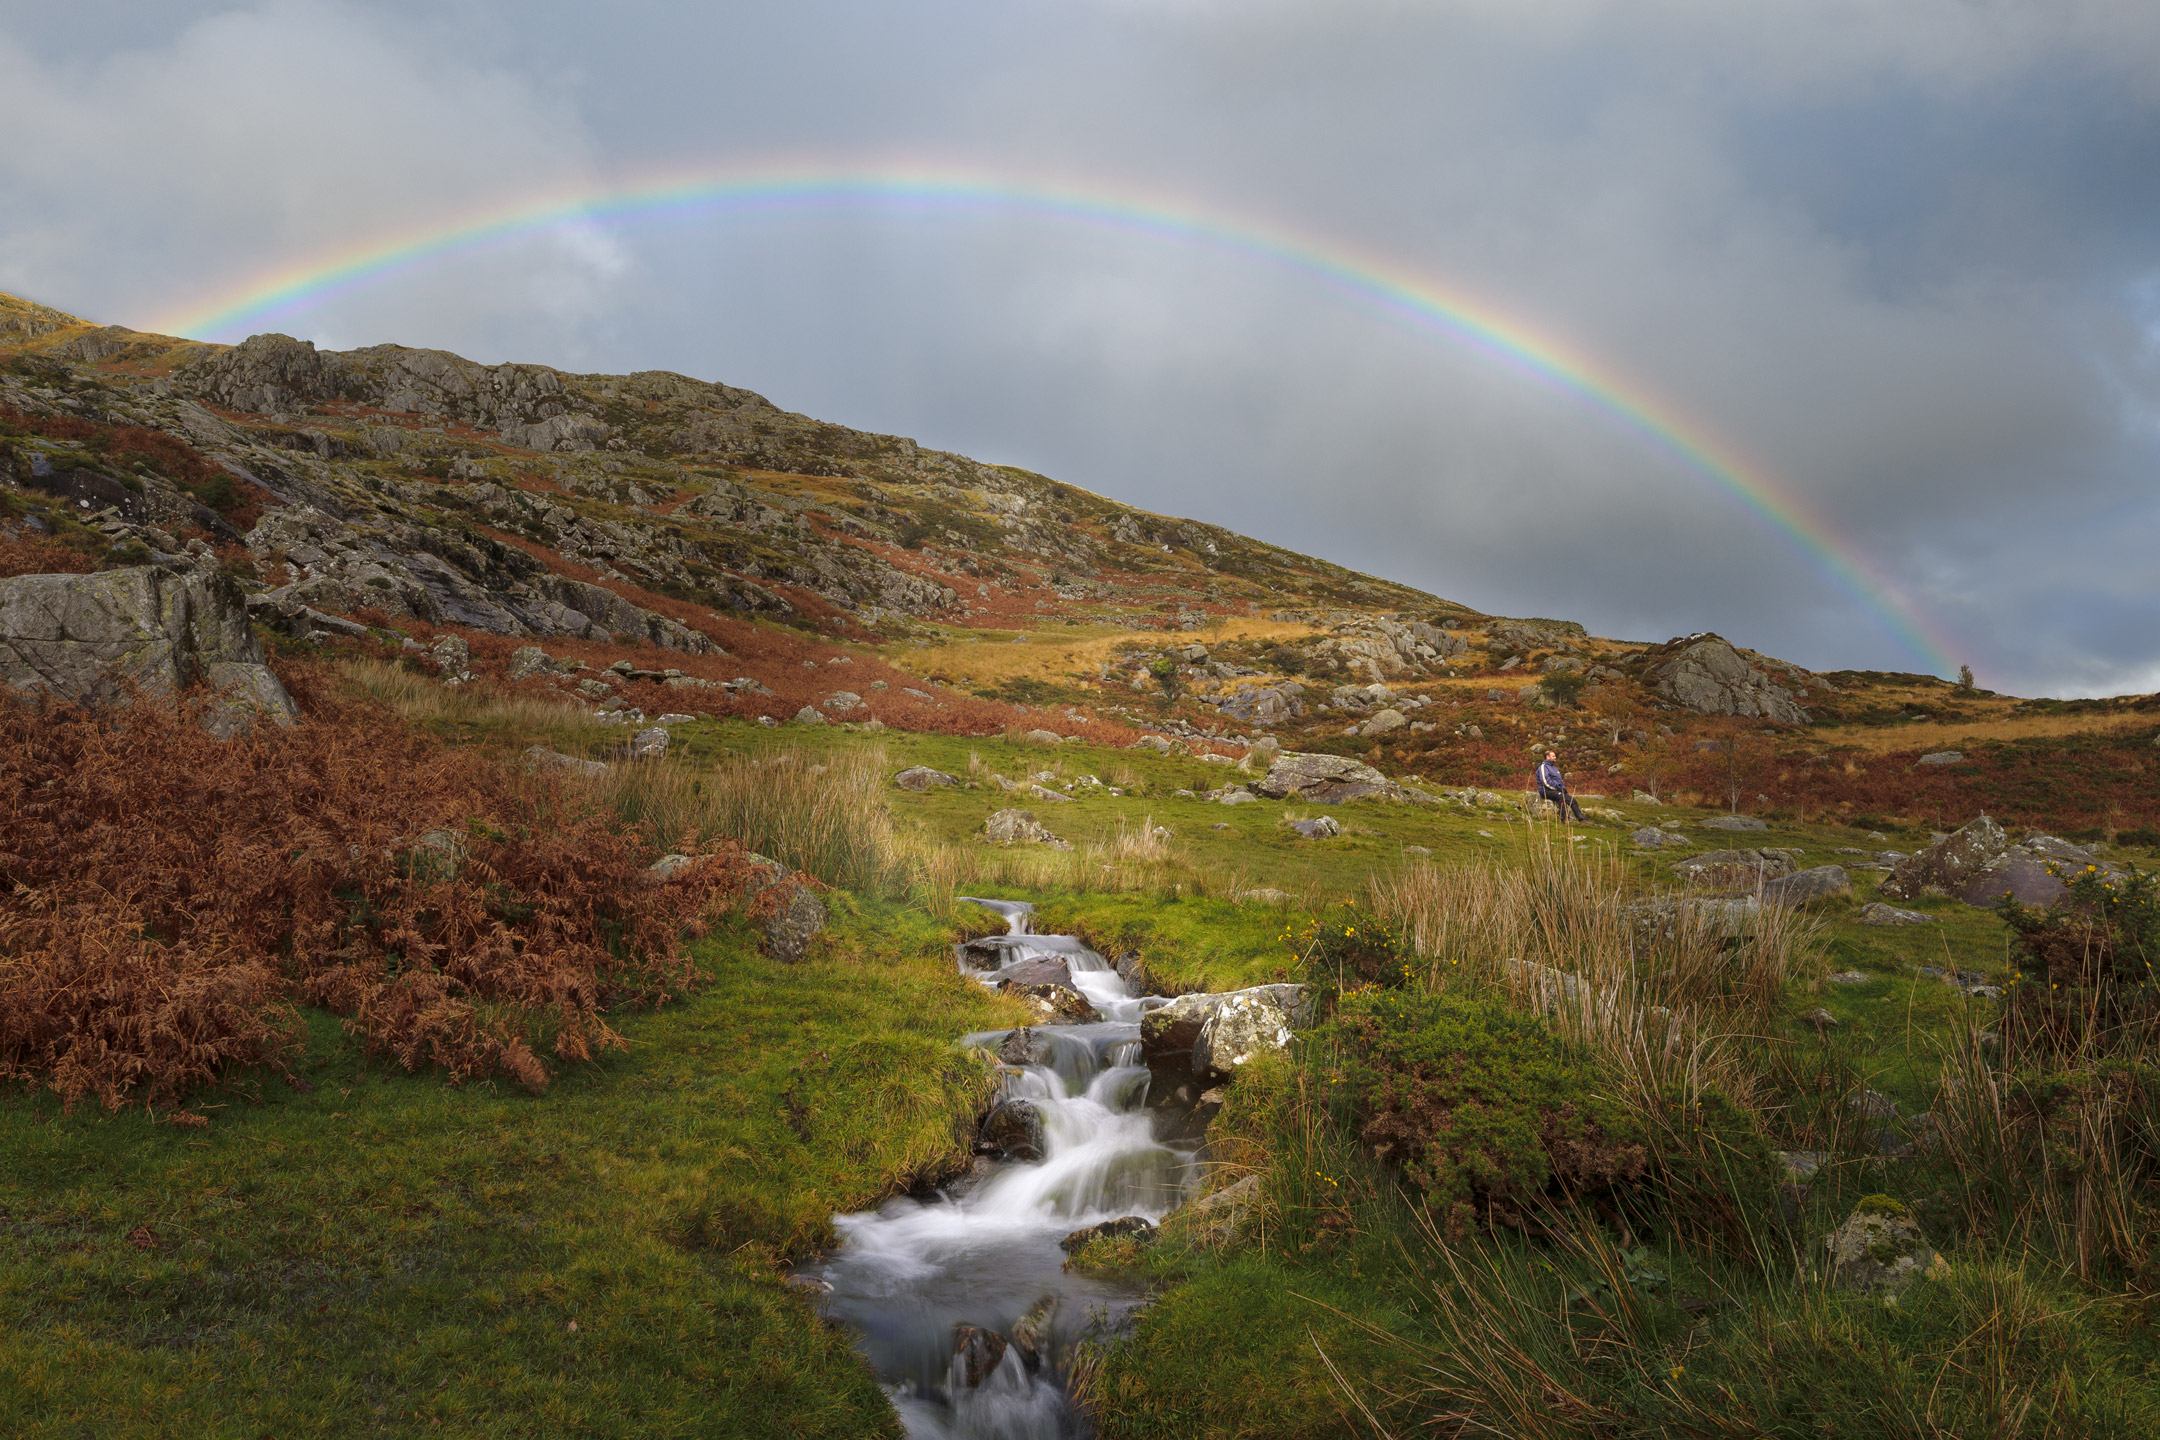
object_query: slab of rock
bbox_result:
[1631,826,1688,848]
[1859,902,1933,926]
[1022,728,1064,746]
[985,808,1071,848]
[525,744,609,778]
[1880,815,2007,901]
[1824,1197,1947,1298]
[1915,751,1964,767]
[894,765,959,791]
[1761,865,1853,906]
[1644,635,1811,724]
[1060,1216,1156,1254]
[1674,848,1800,887]
[1289,815,1342,839]
[822,690,862,713]
[626,725,670,759]
[998,956,1075,990]
[429,633,471,679]
[748,863,826,962]
[1625,895,1760,941]
[1251,751,1409,804]
[0,566,298,735]
[791,705,825,726]
[1699,814,1770,832]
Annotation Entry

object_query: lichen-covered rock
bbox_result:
[997,1027,1053,1067]
[1059,1217,1155,1254]
[524,744,609,778]
[1161,1173,1263,1249]
[1141,984,1313,1090]
[0,566,298,735]
[997,956,1075,990]
[1880,815,2008,901]
[626,725,670,759]
[1823,1196,1948,1298]
[1289,815,1342,839]
[894,765,958,791]
[1191,991,1296,1082]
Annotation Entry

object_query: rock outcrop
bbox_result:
[1643,635,1811,724]
[1879,816,2007,901]
[0,566,298,736]
[1140,984,1312,1097]
[1251,752,1416,804]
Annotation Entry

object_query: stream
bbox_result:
[811,897,1197,1438]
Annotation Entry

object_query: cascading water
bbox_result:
[812,898,1196,1438]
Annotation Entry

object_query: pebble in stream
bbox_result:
[811,898,1198,1438]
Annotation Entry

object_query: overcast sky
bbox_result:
[4,1,2157,696]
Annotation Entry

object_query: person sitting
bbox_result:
[1536,749,1587,823]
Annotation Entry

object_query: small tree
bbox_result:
[1957,663,1975,692]
[1149,656,1184,704]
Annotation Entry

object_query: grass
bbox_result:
[0,897,1023,1440]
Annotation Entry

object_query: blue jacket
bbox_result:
[1537,759,1566,793]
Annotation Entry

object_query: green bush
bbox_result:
[1321,989,1644,1235]
[2003,863,2160,1051]
[1290,902,1414,999]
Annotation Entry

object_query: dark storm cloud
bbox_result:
[3,0,2157,694]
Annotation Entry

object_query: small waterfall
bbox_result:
[813,897,1195,1438]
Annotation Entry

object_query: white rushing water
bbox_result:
[813,898,1197,1439]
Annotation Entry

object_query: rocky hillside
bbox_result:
[3,290,2156,838]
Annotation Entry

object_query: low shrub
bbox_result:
[1290,902,1415,999]
[2002,863,2160,1053]
[1320,989,1645,1236]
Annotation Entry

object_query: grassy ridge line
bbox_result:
[0,900,1018,1439]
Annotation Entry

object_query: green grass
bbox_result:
[0,897,1024,1439]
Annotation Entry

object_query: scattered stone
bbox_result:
[507,644,551,680]
[985,808,1071,848]
[1849,1090,1901,1120]
[626,726,670,760]
[791,705,825,726]
[753,869,827,962]
[1824,1197,1947,1298]
[1027,784,1075,804]
[1699,814,1770,832]
[1022,728,1064,747]
[822,690,862,713]
[894,765,959,791]
[1140,985,1312,1092]
[1859,902,1935,926]
[1289,816,1341,839]
[1009,1294,1059,1370]
[1915,751,1965,767]
[1215,787,1258,805]
[1800,1007,1838,1032]
[1359,707,1407,737]
[1235,887,1294,905]
[524,744,609,778]
[1781,1152,1829,1182]
[1191,990,1298,1081]
[1632,789,1663,805]
[429,633,471,679]
[1631,826,1687,848]
[1828,970,1873,985]
[1624,894,1760,941]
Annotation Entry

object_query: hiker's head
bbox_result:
[1544,750,1557,761]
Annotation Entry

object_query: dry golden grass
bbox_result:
[904,618,1322,691]
[1825,710,2155,752]
[336,656,604,747]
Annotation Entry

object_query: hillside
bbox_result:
[2,290,2155,840]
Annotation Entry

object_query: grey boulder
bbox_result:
[1880,816,2007,902]
[1761,865,1853,906]
[894,765,959,791]
[1644,635,1811,724]
[1251,751,1410,804]
[0,566,298,736]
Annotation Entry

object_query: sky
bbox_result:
[2,1,2157,696]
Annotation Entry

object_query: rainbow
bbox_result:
[146,163,1958,674]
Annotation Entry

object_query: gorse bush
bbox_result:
[1288,902,1415,997]
[2003,863,2160,1054]
[1321,989,1645,1236]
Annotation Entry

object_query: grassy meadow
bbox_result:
[5,668,2158,1437]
